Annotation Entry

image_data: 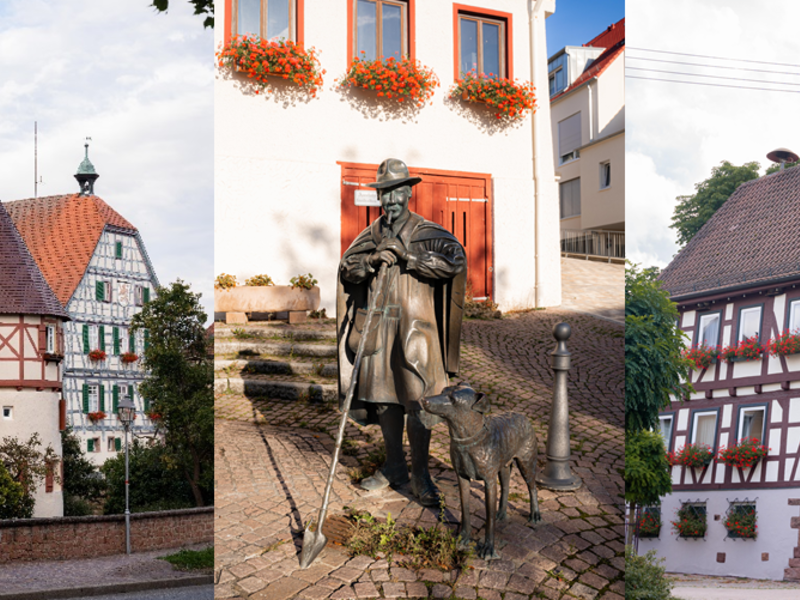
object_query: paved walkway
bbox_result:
[215,309,624,599]
[0,545,213,600]
[559,258,624,324]
[669,572,800,599]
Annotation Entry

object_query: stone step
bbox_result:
[795,547,800,559]
[785,567,800,581]
[790,558,800,568]
[214,375,338,402]
[214,340,337,358]
[215,359,338,378]
[215,324,336,342]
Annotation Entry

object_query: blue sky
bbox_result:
[546,0,625,57]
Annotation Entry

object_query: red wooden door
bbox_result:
[340,162,493,300]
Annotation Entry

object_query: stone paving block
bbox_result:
[299,585,336,600]
[228,562,257,579]
[405,581,429,597]
[609,580,624,595]
[331,567,363,583]
[391,567,418,582]
[293,561,336,584]
[214,583,238,599]
[431,583,452,598]
[354,581,381,598]
[236,576,268,595]
[253,567,287,584]
[381,582,406,598]
[507,573,537,595]
[370,569,390,582]
[455,569,479,586]
[479,570,510,589]
[330,585,357,600]
[580,571,610,590]
[593,563,620,580]
[476,589,502,600]
[504,593,528,600]
[251,576,310,600]
[569,582,600,599]
[600,593,624,600]
[418,568,444,582]
[347,555,377,571]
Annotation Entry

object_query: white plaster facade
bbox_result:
[215,0,561,312]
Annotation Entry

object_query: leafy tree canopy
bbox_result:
[0,462,30,519]
[625,262,692,433]
[0,433,59,517]
[61,427,105,516]
[151,0,213,28]
[670,160,761,247]
[625,429,672,508]
[131,280,213,507]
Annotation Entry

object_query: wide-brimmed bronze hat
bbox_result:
[367,158,422,190]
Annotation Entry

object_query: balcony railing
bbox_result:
[561,229,625,262]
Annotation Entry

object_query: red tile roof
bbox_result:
[0,202,68,318]
[5,194,137,306]
[552,18,625,101]
[659,166,800,298]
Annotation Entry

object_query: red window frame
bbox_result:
[347,0,416,67]
[224,0,305,46]
[452,4,513,80]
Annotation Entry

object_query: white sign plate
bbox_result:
[354,190,380,207]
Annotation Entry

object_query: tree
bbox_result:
[151,0,213,28]
[625,262,693,433]
[131,280,213,507]
[625,429,672,545]
[0,462,30,519]
[670,160,761,247]
[0,433,59,516]
[61,427,105,516]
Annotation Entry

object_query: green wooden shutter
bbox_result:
[144,330,150,350]
[99,326,106,351]
[96,281,104,301]
[143,287,150,303]
[87,439,94,452]
[115,241,123,258]
[129,331,136,353]
[82,384,89,413]
[83,325,90,354]
[144,395,150,412]
[115,438,122,451]
[113,327,120,355]
[99,385,105,412]
[113,385,119,412]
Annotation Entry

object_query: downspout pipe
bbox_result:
[530,0,546,307]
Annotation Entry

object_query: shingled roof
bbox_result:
[0,202,68,318]
[5,194,137,306]
[659,166,800,299]
[552,18,625,102]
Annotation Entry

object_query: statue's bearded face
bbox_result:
[380,185,411,224]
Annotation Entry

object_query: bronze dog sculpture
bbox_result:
[421,382,541,559]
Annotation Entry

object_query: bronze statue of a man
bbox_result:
[337,158,466,506]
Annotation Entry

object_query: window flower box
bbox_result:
[88,349,107,361]
[216,35,325,96]
[450,70,536,122]
[717,438,769,469]
[668,443,714,468]
[87,411,106,424]
[121,352,139,364]
[43,352,64,363]
[338,55,439,107]
[725,504,757,539]
[682,345,719,370]
[146,411,162,422]
[672,504,707,539]
[638,508,662,538]
[720,335,765,362]
[767,329,800,356]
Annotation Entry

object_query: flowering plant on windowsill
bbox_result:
[767,329,800,356]
[146,410,162,421]
[724,505,757,539]
[87,411,106,423]
[121,352,139,364]
[638,510,661,538]
[216,35,325,96]
[672,505,707,538]
[338,54,440,106]
[88,349,107,361]
[717,437,769,468]
[682,345,719,370]
[667,443,714,468]
[720,335,765,362]
[450,70,537,121]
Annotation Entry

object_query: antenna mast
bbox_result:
[34,122,38,198]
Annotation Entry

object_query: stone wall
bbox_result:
[0,507,213,562]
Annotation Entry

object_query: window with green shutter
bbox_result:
[143,287,150,303]
[113,327,120,355]
[82,384,89,413]
[87,438,94,452]
[96,281,105,301]
[129,331,136,353]
[99,386,105,412]
[113,385,119,412]
[115,438,122,451]
[83,325,90,354]
[115,241,123,259]
[98,325,106,351]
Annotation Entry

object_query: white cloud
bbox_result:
[0,0,213,321]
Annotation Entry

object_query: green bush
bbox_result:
[0,462,31,519]
[626,546,679,600]
[61,427,105,516]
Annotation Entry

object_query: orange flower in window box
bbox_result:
[216,35,325,96]
[450,70,537,121]
[88,349,106,361]
[121,352,139,364]
[339,55,440,107]
[87,411,106,423]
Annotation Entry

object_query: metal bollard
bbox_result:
[536,322,582,491]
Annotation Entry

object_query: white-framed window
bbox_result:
[697,312,721,347]
[738,306,762,342]
[788,299,800,332]
[88,385,100,413]
[659,414,674,450]
[560,178,581,219]
[2,406,11,419]
[234,0,296,41]
[89,326,99,351]
[96,280,111,303]
[599,161,611,190]
[691,410,718,449]
[46,325,56,353]
[738,406,766,443]
[87,437,101,453]
[558,112,581,164]
[135,285,150,306]
[548,53,567,96]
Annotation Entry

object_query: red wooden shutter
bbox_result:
[38,324,47,357]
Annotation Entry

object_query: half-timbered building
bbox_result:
[5,148,159,466]
[0,201,69,517]
[639,162,800,580]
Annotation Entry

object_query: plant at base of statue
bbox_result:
[215,273,237,290]
[87,411,107,424]
[88,349,107,361]
[245,274,274,286]
[450,70,537,121]
[291,273,318,290]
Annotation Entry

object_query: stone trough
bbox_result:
[214,285,320,324]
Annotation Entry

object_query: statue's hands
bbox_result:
[368,250,397,268]
[377,238,408,261]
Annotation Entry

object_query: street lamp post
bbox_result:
[117,396,136,554]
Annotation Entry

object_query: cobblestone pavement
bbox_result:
[559,258,624,324]
[670,572,800,600]
[215,309,624,599]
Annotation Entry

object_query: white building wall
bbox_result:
[215,0,561,311]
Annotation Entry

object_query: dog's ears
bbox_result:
[472,392,491,414]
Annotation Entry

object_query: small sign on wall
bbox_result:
[354,190,380,207]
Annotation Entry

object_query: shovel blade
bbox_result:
[299,524,328,569]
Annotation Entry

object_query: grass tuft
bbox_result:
[158,546,214,571]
